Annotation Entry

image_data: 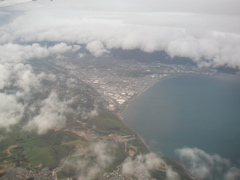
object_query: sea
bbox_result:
[122,73,240,163]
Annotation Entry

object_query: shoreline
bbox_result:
[117,74,179,153]
[119,72,216,117]
[119,74,179,115]
[117,114,152,152]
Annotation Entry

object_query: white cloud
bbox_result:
[224,167,240,180]
[7,0,240,15]
[0,62,42,94]
[86,40,108,57]
[0,64,10,89]
[13,63,41,93]
[0,93,24,129]
[0,43,48,63]
[61,141,116,180]
[0,62,53,131]
[0,42,81,130]
[165,167,180,180]
[121,153,179,180]
[0,43,80,63]
[175,147,240,180]
[23,91,68,134]
[0,4,239,68]
[72,44,81,52]
[49,42,78,54]
[0,35,82,133]
[0,4,86,134]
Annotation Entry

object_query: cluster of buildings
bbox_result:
[2,167,55,180]
[54,56,216,110]
[100,165,132,180]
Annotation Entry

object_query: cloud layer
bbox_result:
[0,43,80,63]
[0,0,239,68]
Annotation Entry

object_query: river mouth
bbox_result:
[122,74,240,164]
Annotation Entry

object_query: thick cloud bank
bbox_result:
[0,0,240,68]
[175,147,240,180]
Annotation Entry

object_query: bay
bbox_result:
[123,74,240,163]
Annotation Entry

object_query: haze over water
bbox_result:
[123,74,240,163]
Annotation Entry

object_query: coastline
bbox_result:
[117,74,179,153]
[117,72,215,152]
[119,74,179,115]
[117,114,152,152]
[119,72,216,117]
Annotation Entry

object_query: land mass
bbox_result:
[0,50,216,179]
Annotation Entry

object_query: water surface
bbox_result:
[123,74,240,162]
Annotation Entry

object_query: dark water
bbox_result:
[123,74,240,162]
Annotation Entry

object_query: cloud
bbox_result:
[0,3,88,135]
[0,62,42,95]
[61,143,179,180]
[86,40,109,57]
[0,55,59,132]
[0,59,71,133]
[121,152,179,180]
[175,147,240,180]
[0,2,239,68]
[0,30,83,133]
[23,91,68,134]
[7,0,240,15]
[13,63,41,93]
[38,73,57,82]
[0,64,10,89]
[0,93,24,129]
[224,167,240,180]
[0,41,81,133]
[165,167,180,180]
[0,43,80,63]
[61,141,117,180]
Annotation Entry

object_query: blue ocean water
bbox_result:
[123,74,240,163]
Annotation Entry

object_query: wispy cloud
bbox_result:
[0,93,24,129]
[122,153,180,180]
[23,91,69,134]
[61,141,117,180]
[175,147,240,179]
